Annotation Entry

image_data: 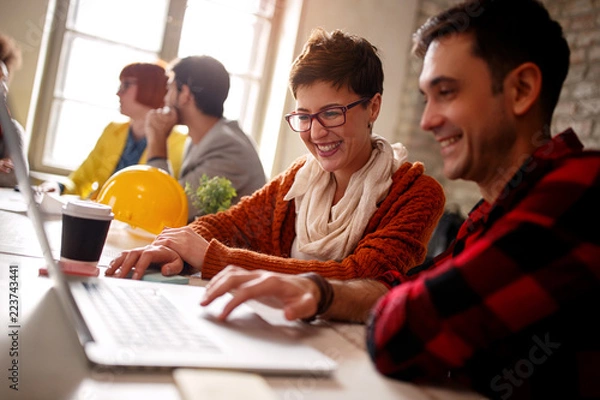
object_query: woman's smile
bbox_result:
[315,140,343,156]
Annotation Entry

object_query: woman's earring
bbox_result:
[367,122,372,129]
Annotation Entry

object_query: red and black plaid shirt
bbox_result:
[368,129,600,399]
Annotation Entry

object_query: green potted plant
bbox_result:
[184,174,237,216]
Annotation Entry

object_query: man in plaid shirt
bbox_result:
[202,0,600,398]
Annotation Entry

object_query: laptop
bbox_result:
[0,82,337,375]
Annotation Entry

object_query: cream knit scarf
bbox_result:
[284,135,408,261]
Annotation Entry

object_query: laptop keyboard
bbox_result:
[82,281,221,353]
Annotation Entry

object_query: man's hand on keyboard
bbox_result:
[106,244,184,280]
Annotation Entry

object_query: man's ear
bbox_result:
[178,84,193,106]
[506,62,542,116]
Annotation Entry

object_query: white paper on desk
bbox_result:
[0,188,75,214]
[173,369,278,400]
[0,187,28,212]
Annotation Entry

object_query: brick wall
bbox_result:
[395,0,600,216]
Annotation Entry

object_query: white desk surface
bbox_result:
[0,189,484,400]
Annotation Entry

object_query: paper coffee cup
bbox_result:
[60,200,114,265]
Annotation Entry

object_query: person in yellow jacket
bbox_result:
[40,62,187,199]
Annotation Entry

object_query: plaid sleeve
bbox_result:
[367,154,600,387]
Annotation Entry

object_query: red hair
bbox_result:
[119,63,167,109]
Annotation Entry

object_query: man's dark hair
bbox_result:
[413,0,570,124]
[170,55,230,118]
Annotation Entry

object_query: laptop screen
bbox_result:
[0,73,93,345]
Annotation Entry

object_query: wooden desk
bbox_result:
[0,190,484,400]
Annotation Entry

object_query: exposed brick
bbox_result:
[544,2,563,18]
[570,47,587,64]
[554,117,573,133]
[569,13,597,30]
[563,0,595,17]
[572,81,599,98]
[554,100,579,117]
[565,32,579,48]
[589,44,600,60]
[577,98,600,115]
[560,17,572,30]
[564,64,587,84]
[593,119,600,138]
[576,31,600,47]
[587,62,600,79]
[582,137,600,149]
[559,84,574,99]
[563,118,594,137]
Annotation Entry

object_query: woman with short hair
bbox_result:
[108,28,445,282]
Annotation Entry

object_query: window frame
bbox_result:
[28,0,283,176]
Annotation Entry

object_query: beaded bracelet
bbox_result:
[299,272,334,323]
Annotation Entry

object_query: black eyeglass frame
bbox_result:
[284,97,371,132]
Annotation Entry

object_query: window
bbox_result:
[29,0,280,174]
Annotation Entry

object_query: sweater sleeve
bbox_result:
[194,161,445,281]
[189,159,301,265]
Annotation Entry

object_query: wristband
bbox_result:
[299,272,334,323]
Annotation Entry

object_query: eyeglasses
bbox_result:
[284,97,371,133]
[117,80,137,93]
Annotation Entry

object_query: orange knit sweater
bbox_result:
[190,157,445,280]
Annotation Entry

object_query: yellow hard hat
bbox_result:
[96,165,188,234]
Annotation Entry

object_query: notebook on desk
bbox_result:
[0,87,336,375]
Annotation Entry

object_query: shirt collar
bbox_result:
[531,128,583,161]
[463,128,584,233]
